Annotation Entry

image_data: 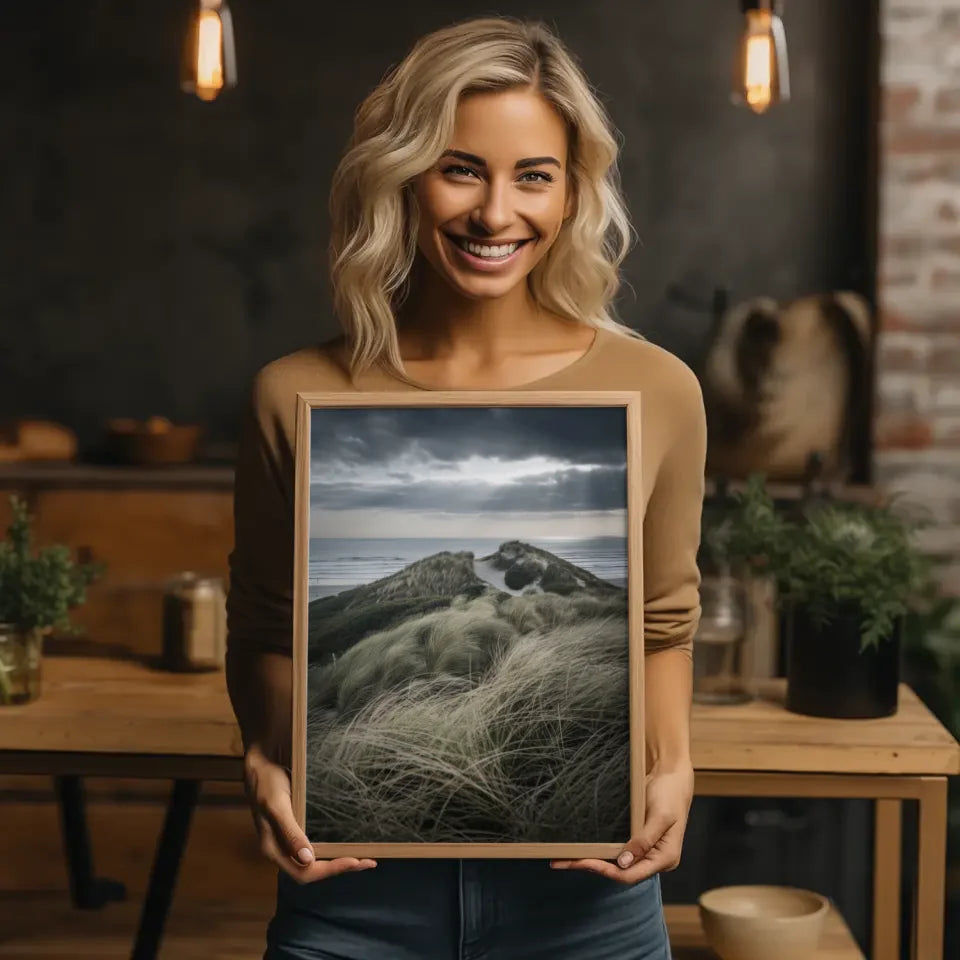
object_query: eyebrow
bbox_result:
[440,149,562,170]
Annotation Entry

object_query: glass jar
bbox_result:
[161,573,227,672]
[693,573,754,705]
[0,623,43,705]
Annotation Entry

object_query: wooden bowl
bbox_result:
[106,418,203,465]
[698,885,829,960]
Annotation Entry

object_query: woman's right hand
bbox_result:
[243,742,377,884]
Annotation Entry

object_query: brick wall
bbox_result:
[877,0,960,593]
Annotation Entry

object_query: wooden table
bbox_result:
[691,680,960,960]
[0,657,957,959]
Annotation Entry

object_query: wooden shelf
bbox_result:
[665,903,866,959]
[704,476,879,504]
[0,461,234,490]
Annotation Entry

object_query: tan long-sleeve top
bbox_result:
[226,325,707,660]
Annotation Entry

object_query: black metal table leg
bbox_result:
[53,775,127,908]
[131,778,201,960]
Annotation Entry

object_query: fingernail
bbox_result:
[618,851,634,868]
[296,847,314,864]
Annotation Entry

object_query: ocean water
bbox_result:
[309,536,628,599]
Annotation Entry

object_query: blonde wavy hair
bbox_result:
[329,16,642,377]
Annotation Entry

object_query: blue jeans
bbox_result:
[264,858,671,959]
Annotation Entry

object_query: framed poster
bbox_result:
[292,391,643,859]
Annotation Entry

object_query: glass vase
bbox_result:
[0,623,44,705]
[693,573,754,705]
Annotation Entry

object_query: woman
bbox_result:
[226,16,705,960]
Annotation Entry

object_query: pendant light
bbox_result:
[732,0,789,114]
[181,0,237,102]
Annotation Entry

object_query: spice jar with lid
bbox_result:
[161,572,226,672]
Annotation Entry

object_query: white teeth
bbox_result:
[455,237,522,258]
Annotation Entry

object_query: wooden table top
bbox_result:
[691,679,960,776]
[0,656,957,778]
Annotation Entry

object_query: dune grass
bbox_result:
[304,589,630,843]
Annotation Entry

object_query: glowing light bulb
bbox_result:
[196,9,224,100]
[744,13,773,112]
[181,0,237,102]
[732,1,789,115]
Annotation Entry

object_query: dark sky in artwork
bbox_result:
[309,406,628,538]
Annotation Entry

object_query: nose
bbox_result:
[469,179,514,236]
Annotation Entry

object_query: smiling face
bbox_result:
[411,86,574,301]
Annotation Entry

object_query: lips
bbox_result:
[442,232,534,272]
[443,233,536,262]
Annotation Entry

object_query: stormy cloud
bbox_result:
[312,407,625,470]
[309,405,628,538]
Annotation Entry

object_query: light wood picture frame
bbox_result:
[292,390,644,859]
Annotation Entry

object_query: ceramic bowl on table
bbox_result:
[698,884,829,960]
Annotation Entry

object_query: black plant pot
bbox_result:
[784,602,901,719]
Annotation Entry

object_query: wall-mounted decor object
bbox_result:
[732,0,790,113]
[291,392,645,859]
[701,291,871,482]
[181,0,237,101]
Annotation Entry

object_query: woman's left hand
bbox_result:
[550,760,695,884]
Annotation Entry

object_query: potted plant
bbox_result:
[708,474,933,718]
[0,495,103,705]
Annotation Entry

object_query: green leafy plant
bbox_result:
[702,474,795,577]
[706,474,934,651]
[0,495,104,633]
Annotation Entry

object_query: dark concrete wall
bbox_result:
[1,0,874,453]
[0,2,878,940]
